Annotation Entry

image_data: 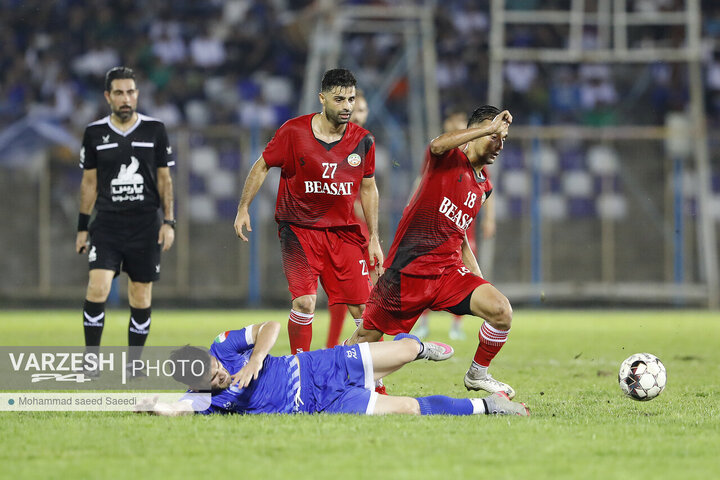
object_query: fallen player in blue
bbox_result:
[140,321,528,417]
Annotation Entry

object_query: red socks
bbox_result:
[288,310,313,354]
[326,303,347,348]
[473,322,509,367]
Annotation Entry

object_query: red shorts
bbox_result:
[278,223,373,305]
[362,266,489,335]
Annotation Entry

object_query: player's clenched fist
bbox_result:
[491,110,512,134]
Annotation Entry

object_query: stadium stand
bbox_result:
[1,0,719,305]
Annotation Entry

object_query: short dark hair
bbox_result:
[467,105,501,128]
[105,66,136,92]
[169,345,212,389]
[321,69,356,93]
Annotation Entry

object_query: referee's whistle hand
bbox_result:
[158,225,175,251]
[76,232,89,254]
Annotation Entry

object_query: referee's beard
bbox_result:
[113,106,135,123]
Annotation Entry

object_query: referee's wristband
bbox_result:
[163,219,176,229]
[78,213,90,232]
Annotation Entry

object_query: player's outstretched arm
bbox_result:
[359,177,385,276]
[481,195,496,239]
[136,396,194,416]
[234,156,271,241]
[461,233,483,277]
[76,169,98,254]
[429,110,513,156]
[230,321,281,388]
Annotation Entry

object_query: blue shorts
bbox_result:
[296,343,378,415]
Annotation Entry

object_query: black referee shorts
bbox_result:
[88,210,162,283]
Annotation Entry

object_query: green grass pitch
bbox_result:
[1,309,719,479]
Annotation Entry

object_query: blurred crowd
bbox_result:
[434,0,720,127]
[2,0,720,134]
[0,0,312,132]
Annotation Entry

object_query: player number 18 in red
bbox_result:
[464,192,477,208]
[457,266,471,276]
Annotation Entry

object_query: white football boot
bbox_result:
[464,370,516,399]
[417,341,455,361]
[483,391,529,416]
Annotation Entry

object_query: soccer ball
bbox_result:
[618,353,667,401]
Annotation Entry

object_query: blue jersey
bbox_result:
[189,327,298,415]
[185,328,376,415]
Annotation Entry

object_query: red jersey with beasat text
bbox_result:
[385,146,493,276]
[262,113,375,228]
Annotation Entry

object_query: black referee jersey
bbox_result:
[80,114,175,214]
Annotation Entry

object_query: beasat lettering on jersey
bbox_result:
[261,114,375,227]
[214,331,230,344]
[438,196,474,230]
[304,181,354,196]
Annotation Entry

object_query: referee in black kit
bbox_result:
[75,67,175,375]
